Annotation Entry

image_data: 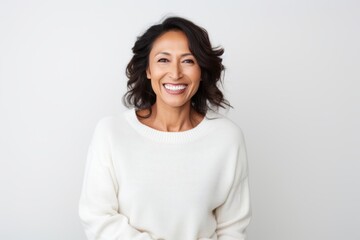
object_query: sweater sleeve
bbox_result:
[214,130,252,240]
[79,119,156,240]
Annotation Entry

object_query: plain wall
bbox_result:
[0,0,359,239]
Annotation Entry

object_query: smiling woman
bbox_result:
[147,31,201,105]
[79,16,251,240]
[143,30,202,131]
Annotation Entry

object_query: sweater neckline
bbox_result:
[124,108,215,144]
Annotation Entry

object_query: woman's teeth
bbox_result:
[163,84,187,91]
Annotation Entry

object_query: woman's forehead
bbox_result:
[150,31,191,55]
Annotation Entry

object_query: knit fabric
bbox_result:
[79,109,251,240]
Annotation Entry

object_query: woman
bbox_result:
[79,17,251,240]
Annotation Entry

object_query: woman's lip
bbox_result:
[163,83,188,86]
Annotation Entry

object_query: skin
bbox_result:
[137,30,204,132]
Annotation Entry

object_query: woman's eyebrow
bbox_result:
[155,52,193,57]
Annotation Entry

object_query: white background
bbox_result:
[0,0,359,239]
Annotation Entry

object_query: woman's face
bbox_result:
[146,30,201,110]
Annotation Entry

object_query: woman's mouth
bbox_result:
[163,83,187,94]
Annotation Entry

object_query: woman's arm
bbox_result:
[79,119,156,240]
[213,131,252,240]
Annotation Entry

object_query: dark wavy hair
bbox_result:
[123,16,231,116]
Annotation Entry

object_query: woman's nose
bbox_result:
[169,62,183,80]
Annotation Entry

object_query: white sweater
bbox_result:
[79,109,251,240]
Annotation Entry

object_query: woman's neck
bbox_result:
[137,102,204,132]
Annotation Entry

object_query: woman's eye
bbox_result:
[183,59,195,64]
[158,58,169,63]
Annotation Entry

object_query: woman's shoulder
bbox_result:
[206,110,245,141]
[207,110,243,131]
[92,109,133,134]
